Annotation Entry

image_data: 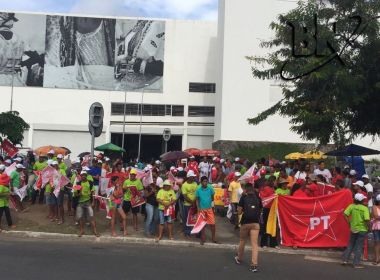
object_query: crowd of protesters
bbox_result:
[0,151,379,271]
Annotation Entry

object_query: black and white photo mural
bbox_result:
[44,15,116,90]
[114,19,165,92]
[0,11,165,92]
[0,12,46,87]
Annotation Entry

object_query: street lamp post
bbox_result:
[137,84,148,161]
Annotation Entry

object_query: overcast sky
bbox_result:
[0,0,219,20]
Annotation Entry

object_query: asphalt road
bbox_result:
[0,236,378,280]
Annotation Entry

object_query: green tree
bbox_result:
[0,111,30,145]
[247,0,380,147]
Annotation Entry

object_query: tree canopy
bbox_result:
[0,111,30,145]
[247,0,380,147]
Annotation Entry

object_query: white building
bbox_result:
[0,0,378,160]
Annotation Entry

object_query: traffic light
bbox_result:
[89,102,104,128]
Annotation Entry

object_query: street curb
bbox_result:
[1,230,344,259]
[304,255,379,268]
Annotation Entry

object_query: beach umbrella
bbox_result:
[34,146,70,156]
[183,148,201,156]
[301,150,327,160]
[160,151,189,162]
[284,152,303,160]
[95,143,125,153]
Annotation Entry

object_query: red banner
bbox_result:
[129,185,145,208]
[278,189,353,248]
[1,139,19,157]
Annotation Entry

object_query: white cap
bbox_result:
[187,170,196,177]
[14,157,22,162]
[155,160,161,164]
[177,167,184,172]
[235,172,241,177]
[349,170,357,176]
[0,164,5,171]
[80,171,87,175]
[189,156,195,159]
[5,159,11,164]
[144,167,150,172]
[16,164,25,169]
[48,149,55,154]
[354,193,366,202]
[57,154,63,159]
[97,160,103,164]
[235,157,240,162]
[47,159,54,165]
[220,159,225,164]
[170,166,176,171]
[147,164,153,169]
[376,194,380,202]
[353,180,364,188]
[218,182,223,187]
[344,165,350,169]
[105,157,110,161]
[52,161,58,166]
[362,174,369,179]
[83,166,91,171]
[213,157,217,161]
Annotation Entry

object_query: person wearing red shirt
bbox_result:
[291,182,308,198]
[305,174,320,197]
[187,156,199,177]
[259,181,278,248]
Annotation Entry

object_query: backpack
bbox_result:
[242,194,261,223]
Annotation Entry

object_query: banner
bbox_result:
[99,177,110,195]
[142,169,153,187]
[214,187,229,207]
[41,166,57,185]
[129,185,145,208]
[316,183,336,196]
[1,139,19,157]
[191,212,207,234]
[238,164,258,184]
[15,185,27,201]
[277,190,353,248]
[186,207,197,226]
[5,163,16,176]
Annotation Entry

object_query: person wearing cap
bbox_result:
[47,150,57,161]
[342,193,370,268]
[74,170,99,237]
[371,194,380,265]
[259,179,278,248]
[10,164,26,212]
[352,181,368,205]
[0,164,16,231]
[156,179,176,241]
[362,174,374,211]
[144,177,160,237]
[57,154,67,173]
[187,156,199,178]
[122,168,144,231]
[305,174,319,197]
[181,170,198,237]
[88,160,102,208]
[31,155,48,205]
[275,178,290,196]
[228,171,242,229]
[196,176,218,245]
[4,159,12,167]
[313,161,332,183]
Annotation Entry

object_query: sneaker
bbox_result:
[234,255,242,265]
[341,261,348,266]
[249,265,258,272]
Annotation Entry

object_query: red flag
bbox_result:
[129,185,145,208]
[186,207,197,226]
[262,194,277,208]
[1,139,19,157]
[278,189,353,248]
[191,212,207,234]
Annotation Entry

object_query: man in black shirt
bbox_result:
[234,183,262,273]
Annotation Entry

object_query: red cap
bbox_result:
[260,169,267,175]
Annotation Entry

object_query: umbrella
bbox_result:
[95,143,125,153]
[183,148,201,156]
[301,150,327,160]
[199,149,220,157]
[160,151,189,162]
[284,152,303,160]
[325,144,380,157]
[78,152,90,158]
[34,146,70,156]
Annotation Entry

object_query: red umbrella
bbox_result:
[160,151,189,162]
[199,149,221,157]
[183,148,201,156]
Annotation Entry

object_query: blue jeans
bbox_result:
[342,231,367,265]
[183,205,193,236]
[145,203,159,235]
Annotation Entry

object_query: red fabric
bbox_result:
[278,189,353,248]
[306,183,320,197]
[293,188,308,198]
[226,172,235,183]
[331,175,343,185]
[187,161,199,176]
[260,186,275,208]
[211,166,217,182]
[0,173,10,186]
[1,139,19,157]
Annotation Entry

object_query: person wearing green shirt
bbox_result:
[156,180,176,241]
[57,154,67,174]
[10,164,26,212]
[342,193,370,268]
[275,178,290,196]
[123,169,144,231]
[181,170,198,237]
[31,155,48,205]
[0,165,15,231]
[74,171,99,237]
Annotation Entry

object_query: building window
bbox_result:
[111,103,184,117]
[189,82,216,93]
[188,106,215,117]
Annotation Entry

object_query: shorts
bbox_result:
[122,201,140,214]
[199,208,215,225]
[373,230,380,242]
[46,193,57,205]
[239,223,260,239]
[76,201,94,220]
[159,210,173,225]
[57,191,64,206]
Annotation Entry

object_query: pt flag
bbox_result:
[278,190,353,248]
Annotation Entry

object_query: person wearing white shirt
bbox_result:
[198,157,210,179]
[362,174,374,210]
[313,161,332,183]
[294,164,311,181]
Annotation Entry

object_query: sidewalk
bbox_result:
[0,203,375,263]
